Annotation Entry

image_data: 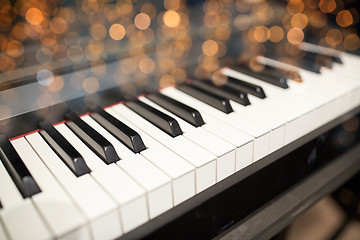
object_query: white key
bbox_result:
[81,115,176,220]
[139,96,236,181]
[258,57,360,126]
[61,114,172,219]
[0,222,8,240]
[26,132,121,240]
[138,97,255,172]
[0,160,52,240]
[200,116,254,171]
[82,115,173,219]
[82,114,195,206]
[110,104,217,193]
[11,137,90,240]
[222,67,311,143]
[229,101,286,153]
[89,164,148,233]
[161,87,271,161]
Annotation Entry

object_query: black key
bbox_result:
[0,134,41,198]
[189,79,251,106]
[177,84,233,114]
[65,112,120,164]
[125,100,183,137]
[146,92,205,127]
[302,51,333,69]
[331,55,342,64]
[0,200,2,208]
[226,76,267,99]
[230,64,289,89]
[293,58,321,73]
[38,121,91,177]
[91,107,146,152]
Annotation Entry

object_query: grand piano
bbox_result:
[0,0,360,239]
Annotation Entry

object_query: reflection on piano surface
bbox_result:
[0,0,360,239]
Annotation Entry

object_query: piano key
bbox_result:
[0,134,41,198]
[91,107,146,153]
[292,58,322,73]
[222,67,316,142]
[140,96,237,181]
[301,51,333,68]
[228,100,286,153]
[146,92,205,127]
[189,79,251,106]
[109,105,253,174]
[87,164,148,233]
[225,76,267,99]
[55,120,173,220]
[11,137,90,240]
[38,121,91,177]
[25,132,122,240]
[230,64,289,89]
[82,114,195,206]
[54,123,107,170]
[125,100,183,137]
[161,87,271,161]
[258,56,360,125]
[177,84,234,113]
[111,103,217,193]
[0,222,8,240]
[263,64,303,83]
[0,160,52,240]
[199,116,254,171]
[65,112,119,164]
[224,63,360,138]
[85,113,178,216]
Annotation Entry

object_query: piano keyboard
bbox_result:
[0,44,360,240]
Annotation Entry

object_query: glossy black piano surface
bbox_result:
[0,0,360,240]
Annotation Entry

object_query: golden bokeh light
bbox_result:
[234,14,251,30]
[83,77,99,93]
[291,13,308,29]
[269,26,284,43]
[109,24,126,41]
[134,13,151,30]
[116,0,133,15]
[141,3,157,19]
[25,8,43,25]
[325,29,343,46]
[49,17,67,34]
[67,46,83,62]
[253,26,269,43]
[202,40,219,56]
[319,0,336,13]
[48,76,64,92]
[6,40,24,58]
[11,24,27,41]
[164,0,181,11]
[287,0,304,14]
[343,34,360,50]
[163,10,181,28]
[171,68,187,84]
[121,58,137,74]
[336,10,353,27]
[90,24,107,40]
[309,11,328,28]
[159,74,176,88]
[287,28,304,45]
[139,57,155,74]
